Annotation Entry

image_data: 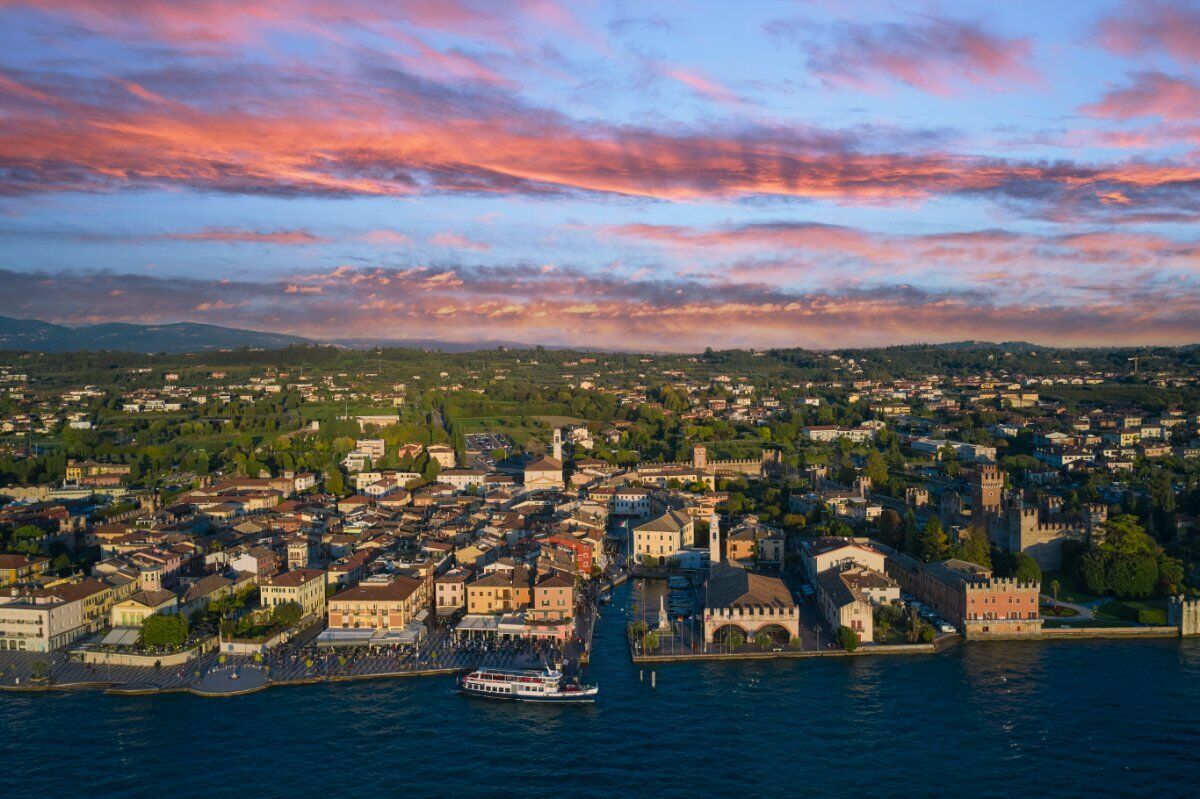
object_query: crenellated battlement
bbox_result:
[966,575,1039,591]
[1169,595,1200,636]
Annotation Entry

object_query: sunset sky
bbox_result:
[2,0,1199,350]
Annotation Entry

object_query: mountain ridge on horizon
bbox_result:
[0,315,1194,355]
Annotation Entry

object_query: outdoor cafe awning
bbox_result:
[315,625,426,648]
[100,626,141,647]
[315,628,376,648]
[455,614,500,635]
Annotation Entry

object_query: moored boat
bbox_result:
[460,666,598,703]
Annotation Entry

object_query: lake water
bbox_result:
[3,582,1199,799]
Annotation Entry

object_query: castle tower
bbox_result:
[1084,503,1109,544]
[905,486,929,508]
[708,512,721,568]
[552,428,562,462]
[693,444,708,470]
[971,464,1004,518]
[854,475,871,499]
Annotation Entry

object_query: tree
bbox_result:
[877,509,902,548]
[836,625,859,652]
[951,526,992,569]
[903,508,919,555]
[271,600,303,629]
[643,631,660,650]
[1011,552,1042,586]
[1077,515,1169,598]
[421,456,441,483]
[1050,579,1061,605]
[141,614,188,648]
[917,517,948,563]
[754,631,771,650]
[864,449,888,487]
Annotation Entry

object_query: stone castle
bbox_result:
[628,444,780,493]
[687,444,779,477]
[954,465,1107,571]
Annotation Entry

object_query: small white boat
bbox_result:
[460,666,598,703]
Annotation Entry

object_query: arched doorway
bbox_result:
[755,624,792,647]
[710,624,748,648]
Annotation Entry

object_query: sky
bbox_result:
[1,0,1199,351]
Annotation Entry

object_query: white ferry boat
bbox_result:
[460,666,598,703]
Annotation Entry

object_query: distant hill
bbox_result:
[0,316,310,353]
[330,337,596,352]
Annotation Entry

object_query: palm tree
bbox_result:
[1051,579,1061,607]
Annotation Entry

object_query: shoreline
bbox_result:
[0,665,473,698]
[1,627,1190,697]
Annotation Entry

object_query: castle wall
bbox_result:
[1169,596,1200,636]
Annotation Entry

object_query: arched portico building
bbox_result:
[703,563,799,645]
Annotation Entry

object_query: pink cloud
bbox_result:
[1082,72,1200,121]
[663,67,743,106]
[1097,1,1200,65]
[770,16,1037,95]
[362,229,411,245]
[430,231,490,251]
[160,227,328,245]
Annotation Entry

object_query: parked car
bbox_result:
[938,622,956,634]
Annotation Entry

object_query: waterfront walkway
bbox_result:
[0,628,574,696]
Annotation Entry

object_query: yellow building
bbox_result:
[0,554,49,587]
[260,568,327,620]
[111,588,178,628]
[466,566,532,615]
[633,509,693,562]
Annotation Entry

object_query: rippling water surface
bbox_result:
[4,583,1199,799]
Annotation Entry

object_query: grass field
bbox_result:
[1095,598,1169,625]
[1039,571,1101,604]
[300,402,399,421]
[532,415,587,427]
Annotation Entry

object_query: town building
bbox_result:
[0,578,111,652]
[328,575,427,631]
[0,554,50,587]
[703,563,800,646]
[260,568,327,620]
[633,509,693,562]
[888,555,1042,639]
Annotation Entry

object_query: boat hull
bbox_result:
[460,686,597,704]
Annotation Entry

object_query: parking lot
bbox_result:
[465,433,511,454]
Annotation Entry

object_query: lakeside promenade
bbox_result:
[0,629,567,697]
